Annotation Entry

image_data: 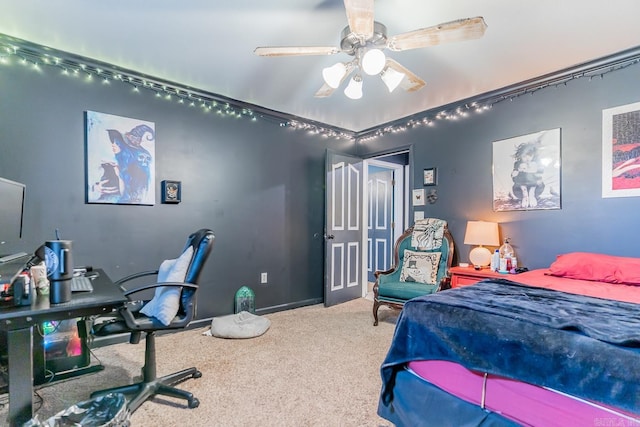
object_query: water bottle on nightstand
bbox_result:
[499,238,517,272]
[491,250,500,272]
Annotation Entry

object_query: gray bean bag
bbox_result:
[204,311,271,339]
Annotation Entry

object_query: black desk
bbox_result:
[0,268,127,426]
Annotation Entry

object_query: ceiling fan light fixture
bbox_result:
[322,62,348,89]
[361,48,386,75]
[254,3,487,101]
[380,66,405,93]
[344,74,363,100]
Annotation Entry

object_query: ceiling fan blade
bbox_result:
[254,46,340,57]
[344,0,375,39]
[385,59,426,92]
[387,16,487,52]
[314,83,337,98]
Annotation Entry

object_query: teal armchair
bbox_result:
[373,222,455,326]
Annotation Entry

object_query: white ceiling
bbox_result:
[2,1,640,132]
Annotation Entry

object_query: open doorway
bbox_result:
[364,150,410,297]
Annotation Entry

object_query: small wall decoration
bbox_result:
[161,180,181,204]
[602,101,640,198]
[85,111,156,205]
[423,167,437,186]
[412,188,425,206]
[492,128,561,211]
[426,188,438,204]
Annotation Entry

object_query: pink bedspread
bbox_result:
[509,268,640,304]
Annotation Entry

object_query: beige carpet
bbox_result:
[2,298,399,426]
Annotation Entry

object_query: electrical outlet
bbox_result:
[261,272,268,284]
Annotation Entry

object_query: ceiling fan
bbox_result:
[254,0,487,100]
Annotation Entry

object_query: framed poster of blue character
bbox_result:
[161,180,181,204]
[492,128,561,211]
[85,110,156,205]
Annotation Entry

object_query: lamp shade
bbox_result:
[380,66,405,92]
[464,221,499,267]
[344,75,363,100]
[322,62,348,89]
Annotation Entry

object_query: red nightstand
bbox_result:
[449,266,506,288]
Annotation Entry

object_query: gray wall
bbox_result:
[3,50,640,319]
[0,63,356,319]
[358,64,640,269]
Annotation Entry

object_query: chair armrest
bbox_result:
[438,272,452,290]
[116,282,199,330]
[123,282,198,298]
[375,265,403,286]
[374,263,403,279]
[114,270,159,287]
[374,267,395,279]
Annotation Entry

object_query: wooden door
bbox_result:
[367,169,393,282]
[324,150,363,306]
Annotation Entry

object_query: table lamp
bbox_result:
[464,221,499,268]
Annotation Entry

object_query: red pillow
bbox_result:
[547,252,640,285]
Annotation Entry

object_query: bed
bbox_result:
[378,252,640,426]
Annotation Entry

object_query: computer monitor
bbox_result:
[0,177,26,255]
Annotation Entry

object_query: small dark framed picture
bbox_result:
[423,168,437,186]
[161,180,181,204]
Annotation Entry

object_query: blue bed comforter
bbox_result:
[380,279,640,415]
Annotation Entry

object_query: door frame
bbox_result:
[361,148,412,297]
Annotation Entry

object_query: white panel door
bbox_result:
[367,169,393,282]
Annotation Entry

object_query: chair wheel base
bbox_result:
[193,370,202,379]
[189,398,200,408]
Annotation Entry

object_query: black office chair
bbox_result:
[91,228,215,413]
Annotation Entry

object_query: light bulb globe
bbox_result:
[361,49,386,75]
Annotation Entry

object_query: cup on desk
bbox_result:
[30,263,49,295]
[45,240,73,304]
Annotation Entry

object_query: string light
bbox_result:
[0,34,351,140]
[2,34,639,144]
[356,51,640,143]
